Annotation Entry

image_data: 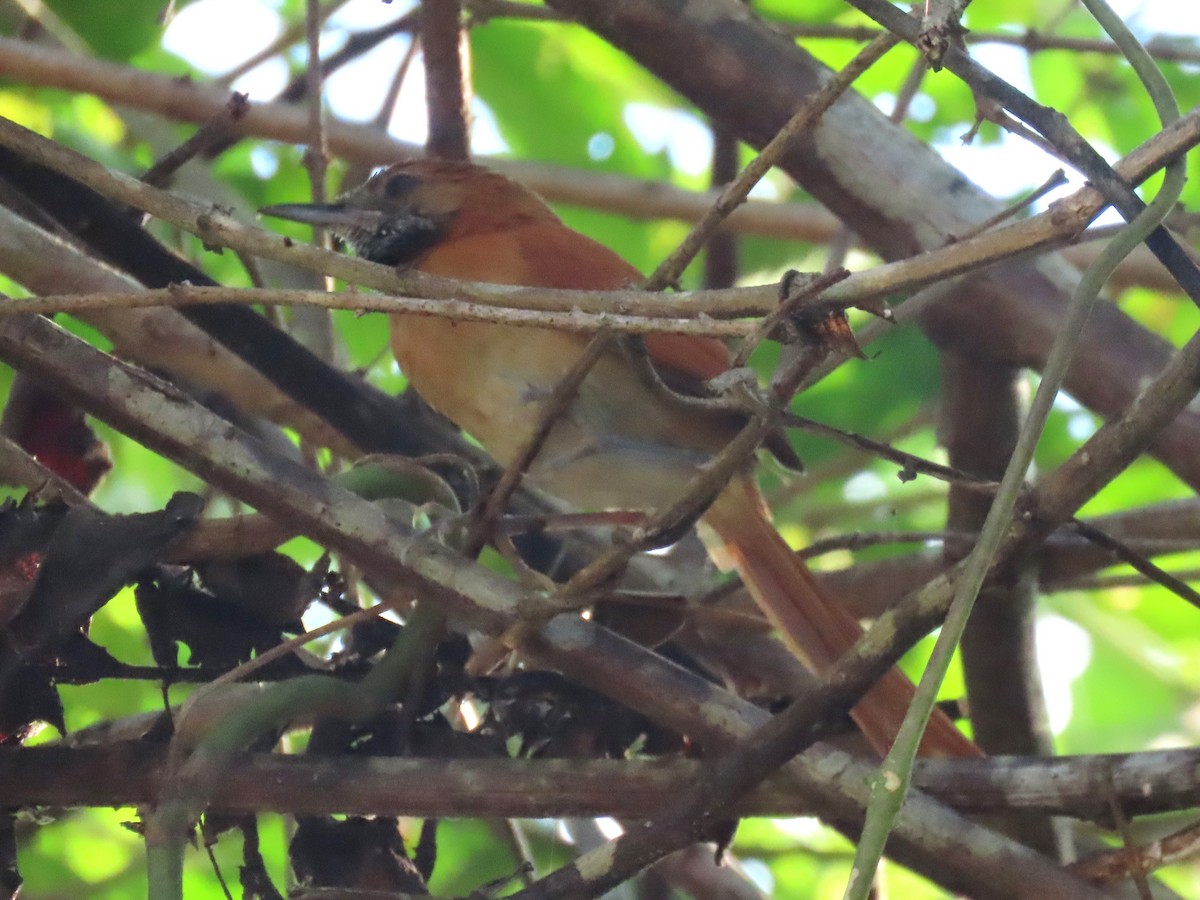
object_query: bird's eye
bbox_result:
[383,173,421,199]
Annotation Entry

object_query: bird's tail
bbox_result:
[704,479,981,758]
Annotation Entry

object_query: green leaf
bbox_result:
[43,0,176,60]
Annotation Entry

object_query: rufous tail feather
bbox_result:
[704,479,982,758]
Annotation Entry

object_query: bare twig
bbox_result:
[373,34,422,130]
[644,31,899,291]
[4,285,756,337]
[216,0,348,85]
[781,411,994,488]
[1068,518,1200,610]
[953,169,1068,241]
[774,19,1200,66]
[269,9,422,106]
[1070,817,1200,887]
[302,0,333,301]
[1060,569,1200,592]
[141,93,250,188]
[205,601,397,691]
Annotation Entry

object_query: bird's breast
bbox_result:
[389,314,584,462]
[388,314,738,512]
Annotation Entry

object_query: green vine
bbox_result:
[845,1,1185,895]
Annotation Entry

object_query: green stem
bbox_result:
[845,2,1183,895]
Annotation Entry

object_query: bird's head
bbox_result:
[260,159,559,266]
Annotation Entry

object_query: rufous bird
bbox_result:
[263,160,980,758]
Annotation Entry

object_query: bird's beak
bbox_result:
[259,202,385,231]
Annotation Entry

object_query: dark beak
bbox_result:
[259,203,384,231]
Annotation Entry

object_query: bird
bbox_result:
[262,159,980,758]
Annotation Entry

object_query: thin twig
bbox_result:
[273,10,423,107]
[644,31,900,291]
[302,0,333,296]
[889,53,928,124]
[3,285,756,337]
[373,34,422,130]
[800,530,963,558]
[1068,518,1200,610]
[953,169,1068,241]
[778,411,995,489]
[776,20,1200,65]
[141,93,250,188]
[1061,569,1200,592]
[204,600,398,692]
[1070,817,1200,886]
[216,0,348,85]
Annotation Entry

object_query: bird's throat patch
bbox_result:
[351,213,443,267]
